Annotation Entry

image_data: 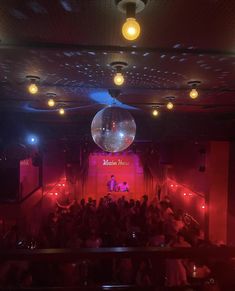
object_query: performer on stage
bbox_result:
[118,181,129,192]
[107,175,117,192]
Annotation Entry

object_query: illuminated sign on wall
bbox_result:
[102,159,130,166]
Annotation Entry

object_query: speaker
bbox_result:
[32,153,42,167]
[0,167,19,201]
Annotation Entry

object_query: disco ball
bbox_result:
[91,106,136,152]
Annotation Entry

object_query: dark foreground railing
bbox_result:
[0,246,235,261]
[0,285,156,291]
[0,247,235,291]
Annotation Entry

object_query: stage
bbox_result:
[83,153,145,201]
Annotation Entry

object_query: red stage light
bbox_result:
[170,184,174,187]
[201,205,205,209]
[188,193,192,196]
[183,193,187,196]
[55,192,58,196]
[62,184,65,187]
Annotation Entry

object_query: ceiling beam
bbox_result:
[1,42,235,57]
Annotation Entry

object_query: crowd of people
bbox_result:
[0,193,232,289]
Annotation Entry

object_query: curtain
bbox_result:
[65,144,90,200]
[139,149,166,200]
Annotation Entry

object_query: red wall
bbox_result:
[167,179,206,227]
[206,141,229,244]
[166,141,209,195]
[165,141,230,244]
[0,188,43,236]
[228,142,235,245]
[164,142,209,232]
[43,140,66,193]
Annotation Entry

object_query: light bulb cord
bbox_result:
[125,2,136,19]
[116,65,122,74]
[30,80,36,85]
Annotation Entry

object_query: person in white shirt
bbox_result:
[118,181,129,192]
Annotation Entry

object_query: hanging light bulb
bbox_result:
[189,88,199,99]
[28,83,38,94]
[188,81,201,99]
[26,76,40,95]
[167,101,174,110]
[117,0,146,41]
[111,61,128,86]
[59,108,65,115]
[48,99,55,107]
[122,17,141,41]
[165,96,175,110]
[46,93,56,107]
[114,72,124,86]
[152,109,158,116]
[152,108,159,116]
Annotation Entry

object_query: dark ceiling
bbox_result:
[1,0,235,141]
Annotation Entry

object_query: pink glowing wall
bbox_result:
[207,142,229,244]
[43,141,66,192]
[84,153,144,200]
[166,142,209,195]
[164,142,209,231]
[165,141,230,243]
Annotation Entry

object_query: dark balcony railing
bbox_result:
[0,246,235,261]
[0,247,235,291]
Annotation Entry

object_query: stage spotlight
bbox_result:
[27,135,38,145]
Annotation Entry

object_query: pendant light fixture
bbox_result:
[166,102,174,110]
[110,61,128,86]
[46,93,56,107]
[188,81,201,99]
[48,99,55,107]
[59,108,65,115]
[114,72,125,86]
[165,96,175,110]
[152,106,159,117]
[116,0,148,41]
[26,76,40,95]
